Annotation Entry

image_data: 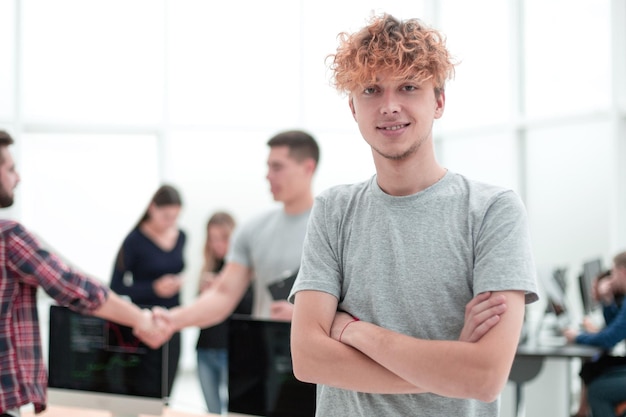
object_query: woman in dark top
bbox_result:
[195,211,253,414]
[110,184,185,396]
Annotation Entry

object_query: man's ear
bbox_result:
[303,158,316,175]
[349,96,357,122]
[434,90,446,119]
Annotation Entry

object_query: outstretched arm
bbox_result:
[332,290,524,401]
[155,262,252,331]
[93,291,169,349]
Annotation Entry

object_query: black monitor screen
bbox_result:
[580,258,604,314]
[537,267,569,316]
[48,305,167,399]
[228,316,316,417]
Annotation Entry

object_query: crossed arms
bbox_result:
[290,289,525,402]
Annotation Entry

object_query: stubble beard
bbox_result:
[0,189,14,208]
[372,133,426,161]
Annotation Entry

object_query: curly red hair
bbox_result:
[328,14,456,95]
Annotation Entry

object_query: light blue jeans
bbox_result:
[587,365,626,417]
[197,348,228,415]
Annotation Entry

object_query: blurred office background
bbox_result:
[1,0,625,415]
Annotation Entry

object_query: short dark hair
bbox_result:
[267,130,320,167]
[0,130,14,147]
[614,251,626,270]
[0,130,15,165]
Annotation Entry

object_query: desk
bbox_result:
[20,405,253,417]
[509,343,602,417]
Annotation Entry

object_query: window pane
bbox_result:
[524,0,611,118]
[439,132,520,192]
[20,133,159,281]
[167,0,301,127]
[313,131,376,193]
[613,1,626,111]
[526,120,612,266]
[439,0,513,128]
[21,0,164,125]
[0,0,15,119]
[165,130,273,227]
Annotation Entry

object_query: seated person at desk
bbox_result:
[564,251,626,417]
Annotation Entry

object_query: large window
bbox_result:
[4,0,623,308]
[523,0,612,118]
[0,0,626,290]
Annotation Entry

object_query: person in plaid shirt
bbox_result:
[0,130,168,416]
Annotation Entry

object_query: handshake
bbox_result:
[132,307,178,349]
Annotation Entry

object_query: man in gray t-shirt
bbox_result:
[228,205,310,318]
[289,14,538,417]
[162,130,320,329]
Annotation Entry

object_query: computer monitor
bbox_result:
[536,266,572,334]
[47,305,167,417]
[579,258,604,315]
[537,266,568,315]
[228,316,316,417]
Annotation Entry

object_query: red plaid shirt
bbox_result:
[0,220,108,414]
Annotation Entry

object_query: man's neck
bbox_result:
[283,193,314,215]
[374,153,446,197]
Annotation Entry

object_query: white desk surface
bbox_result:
[21,405,253,417]
[516,342,601,358]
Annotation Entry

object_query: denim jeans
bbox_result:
[587,365,626,417]
[197,348,228,415]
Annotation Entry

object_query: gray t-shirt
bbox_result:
[290,171,538,417]
[228,206,310,318]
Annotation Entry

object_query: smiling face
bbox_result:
[349,76,445,162]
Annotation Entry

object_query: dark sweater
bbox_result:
[110,227,186,308]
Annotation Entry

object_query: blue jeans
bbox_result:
[587,365,626,417]
[197,348,228,415]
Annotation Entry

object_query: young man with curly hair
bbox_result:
[289,14,539,416]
